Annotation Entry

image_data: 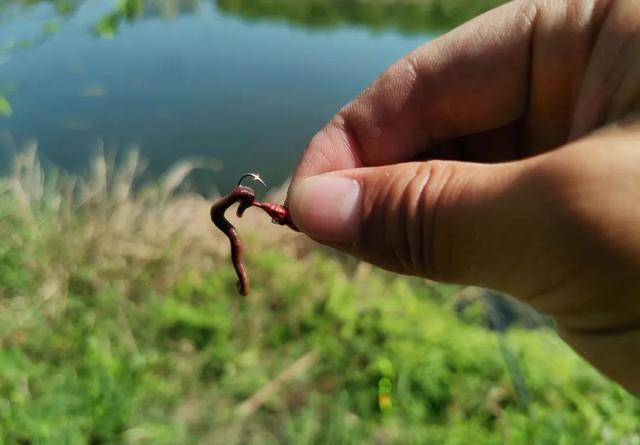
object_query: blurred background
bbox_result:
[0,0,507,193]
[0,1,638,444]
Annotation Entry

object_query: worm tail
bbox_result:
[228,225,249,295]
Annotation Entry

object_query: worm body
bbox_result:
[210,183,298,296]
[210,186,256,295]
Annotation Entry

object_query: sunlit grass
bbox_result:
[0,148,638,444]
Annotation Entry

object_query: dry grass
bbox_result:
[0,144,310,343]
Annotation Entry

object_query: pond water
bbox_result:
[0,1,491,192]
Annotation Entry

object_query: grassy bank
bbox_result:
[0,149,638,444]
[217,0,509,34]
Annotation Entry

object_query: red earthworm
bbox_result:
[210,185,255,296]
[210,175,298,296]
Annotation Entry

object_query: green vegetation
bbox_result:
[0,0,78,17]
[94,0,509,35]
[4,0,509,38]
[0,149,638,444]
[216,0,508,34]
[0,96,12,117]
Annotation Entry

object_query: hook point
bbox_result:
[238,172,267,188]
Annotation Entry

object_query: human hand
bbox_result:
[286,0,640,394]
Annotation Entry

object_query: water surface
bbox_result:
[0,0,498,191]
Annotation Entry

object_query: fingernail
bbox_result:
[289,175,361,244]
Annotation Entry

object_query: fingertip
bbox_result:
[288,174,362,244]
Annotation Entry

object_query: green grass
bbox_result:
[0,149,638,444]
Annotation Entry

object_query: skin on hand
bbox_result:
[286,0,640,394]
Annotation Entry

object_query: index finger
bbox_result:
[290,0,538,183]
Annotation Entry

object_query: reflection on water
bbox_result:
[217,0,505,34]
[0,0,504,192]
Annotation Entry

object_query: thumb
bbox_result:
[287,159,544,290]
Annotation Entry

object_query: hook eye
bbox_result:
[237,172,267,188]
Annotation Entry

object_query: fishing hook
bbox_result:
[237,172,266,188]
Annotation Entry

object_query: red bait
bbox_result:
[210,174,298,296]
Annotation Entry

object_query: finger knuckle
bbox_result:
[410,160,460,281]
